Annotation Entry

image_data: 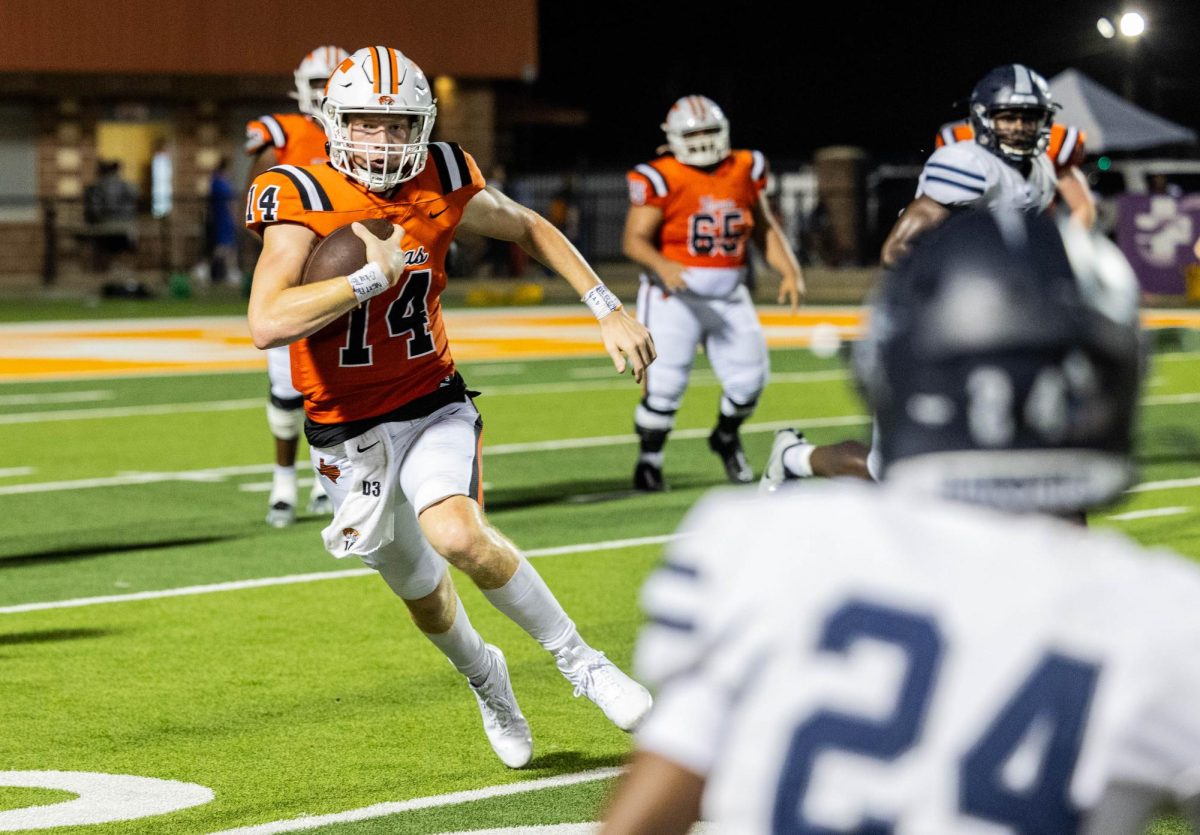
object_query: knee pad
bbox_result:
[644,363,689,410]
[266,400,304,441]
[635,399,677,432]
[718,365,767,410]
[719,394,759,419]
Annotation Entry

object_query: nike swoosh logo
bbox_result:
[429,207,448,219]
[356,441,381,453]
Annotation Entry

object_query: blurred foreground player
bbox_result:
[245,45,348,526]
[246,47,655,768]
[603,211,1200,834]
[766,64,1065,486]
[624,95,804,491]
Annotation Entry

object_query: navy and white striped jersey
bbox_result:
[916,141,1056,213]
[637,483,1200,833]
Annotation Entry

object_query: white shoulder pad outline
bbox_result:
[633,163,669,198]
[427,142,475,194]
[750,150,768,182]
[265,165,333,211]
[920,144,990,205]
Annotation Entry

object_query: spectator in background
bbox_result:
[150,139,173,219]
[206,156,241,287]
[84,160,139,277]
[1150,173,1184,199]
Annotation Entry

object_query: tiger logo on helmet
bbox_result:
[322,46,437,192]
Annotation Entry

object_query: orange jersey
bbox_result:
[626,150,767,269]
[245,144,485,425]
[934,121,1086,175]
[244,113,329,166]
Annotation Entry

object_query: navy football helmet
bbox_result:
[969,64,1057,163]
[854,210,1143,514]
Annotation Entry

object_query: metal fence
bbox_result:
[3,164,928,284]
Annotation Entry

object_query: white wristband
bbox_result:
[346,262,389,304]
[582,284,622,320]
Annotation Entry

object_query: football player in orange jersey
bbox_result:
[934,119,1096,229]
[245,45,349,528]
[245,46,656,769]
[624,95,805,492]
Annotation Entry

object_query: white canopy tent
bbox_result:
[1048,69,1196,153]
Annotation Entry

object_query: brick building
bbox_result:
[0,0,536,284]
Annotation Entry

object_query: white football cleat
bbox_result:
[555,645,652,732]
[760,429,811,493]
[265,499,296,528]
[469,645,533,769]
[307,488,333,515]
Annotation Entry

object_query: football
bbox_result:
[301,218,397,284]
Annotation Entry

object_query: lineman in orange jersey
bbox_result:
[245,45,349,528]
[935,119,1096,229]
[245,46,655,769]
[624,95,804,492]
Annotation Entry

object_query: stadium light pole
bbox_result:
[1118,10,1147,103]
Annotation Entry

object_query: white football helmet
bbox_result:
[322,46,436,192]
[662,95,730,166]
[292,45,350,118]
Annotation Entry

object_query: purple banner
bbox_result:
[1116,194,1200,296]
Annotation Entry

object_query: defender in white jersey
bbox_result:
[767,64,1064,486]
[882,63,1060,268]
[604,211,1200,835]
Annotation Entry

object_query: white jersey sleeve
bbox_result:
[916,143,992,206]
[635,490,760,776]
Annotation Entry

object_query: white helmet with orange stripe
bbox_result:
[662,95,730,167]
[322,46,437,191]
[292,45,351,118]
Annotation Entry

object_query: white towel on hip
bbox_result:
[321,426,396,559]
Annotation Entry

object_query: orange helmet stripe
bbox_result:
[388,48,399,94]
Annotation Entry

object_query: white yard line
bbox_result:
[211,768,623,835]
[1157,351,1200,362]
[485,416,869,455]
[1106,506,1190,521]
[1142,392,1200,405]
[5,376,1194,426]
[0,371,848,424]
[0,418,871,495]
[0,467,35,479]
[0,390,113,406]
[0,464,274,496]
[1128,477,1200,493]
[481,369,849,396]
[0,535,679,615]
[0,398,262,425]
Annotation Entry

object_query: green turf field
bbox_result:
[1,333,1198,834]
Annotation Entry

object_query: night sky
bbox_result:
[520,1,1200,170]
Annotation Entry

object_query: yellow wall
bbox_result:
[95,122,170,199]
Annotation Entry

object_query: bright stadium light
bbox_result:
[1096,17,1116,38]
[1119,11,1146,38]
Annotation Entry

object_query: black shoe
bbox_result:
[708,429,753,484]
[633,461,667,492]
